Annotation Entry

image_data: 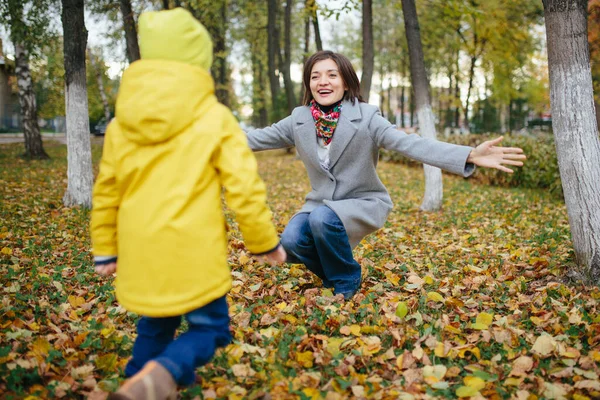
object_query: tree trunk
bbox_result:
[595,100,600,131]
[360,0,374,102]
[281,0,296,114]
[300,0,311,103]
[543,0,600,283]
[212,2,229,107]
[400,54,407,128]
[14,43,48,160]
[251,50,269,128]
[62,0,94,208]
[267,0,282,122]
[120,0,140,63]
[309,0,323,51]
[402,0,443,212]
[162,0,169,9]
[464,55,476,132]
[88,50,111,123]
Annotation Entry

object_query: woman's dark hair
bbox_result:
[302,50,365,105]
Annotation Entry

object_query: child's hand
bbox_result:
[263,245,287,266]
[95,262,117,276]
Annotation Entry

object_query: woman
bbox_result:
[246,50,525,300]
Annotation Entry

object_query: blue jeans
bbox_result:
[124,296,231,386]
[280,205,362,297]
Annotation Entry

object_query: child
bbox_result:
[90,8,286,400]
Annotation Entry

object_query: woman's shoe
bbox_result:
[108,361,177,400]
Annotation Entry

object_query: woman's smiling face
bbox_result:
[309,58,347,106]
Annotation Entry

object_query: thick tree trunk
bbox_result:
[62,0,94,208]
[88,50,111,122]
[595,100,600,131]
[281,0,296,114]
[120,0,140,63]
[267,0,282,122]
[402,0,443,212]
[543,0,600,283]
[162,0,169,9]
[360,0,374,102]
[300,1,311,104]
[14,44,48,160]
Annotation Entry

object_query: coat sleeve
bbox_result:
[214,113,280,254]
[90,122,120,256]
[368,112,475,177]
[245,115,295,151]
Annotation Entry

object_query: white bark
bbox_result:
[63,81,94,208]
[417,105,443,211]
[544,0,600,282]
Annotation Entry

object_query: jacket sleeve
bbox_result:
[90,122,120,256]
[368,112,475,177]
[215,113,280,254]
[245,115,295,151]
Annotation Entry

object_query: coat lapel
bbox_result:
[328,99,361,169]
[295,106,323,171]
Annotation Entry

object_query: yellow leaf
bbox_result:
[301,388,320,399]
[238,255,251,265]
[327,337,346,357]
[296,351,314,368]
[456,385,480,397]
[427,292,444,302]
[350,324,361,336]
[464,376,486,390]
[424,276,434,285]
[68,295,86,308]
[395,302,408,319]
[434,342,447,358]
[1,247,12,255]
[504,377,524,386]
[475,312,493,328]
[95,353,118,372]
[30,338,51,360]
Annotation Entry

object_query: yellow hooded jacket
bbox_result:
[90,10,279,317]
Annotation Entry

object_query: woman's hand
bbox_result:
[467,136,526,173]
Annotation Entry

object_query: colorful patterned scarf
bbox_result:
[310,100,342,145]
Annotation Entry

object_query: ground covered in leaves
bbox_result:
[1,142,599,400]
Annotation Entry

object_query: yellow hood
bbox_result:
[138,8,213,71]
[115,60,215,145]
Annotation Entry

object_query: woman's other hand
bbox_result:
[467,136,526,173]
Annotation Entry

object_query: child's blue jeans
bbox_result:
[124,295,231,386]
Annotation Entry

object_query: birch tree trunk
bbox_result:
[360,0,374,102]
[88,50,111,123]
[281,0,296,114]
[14,43,48,160]
[62,0,93,208]
[402,0,443,211]
[543,0,600,283]
[120,0,140,63]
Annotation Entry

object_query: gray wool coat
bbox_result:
[246,99,475,248]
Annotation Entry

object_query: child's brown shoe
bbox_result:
[108,361,177,400]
